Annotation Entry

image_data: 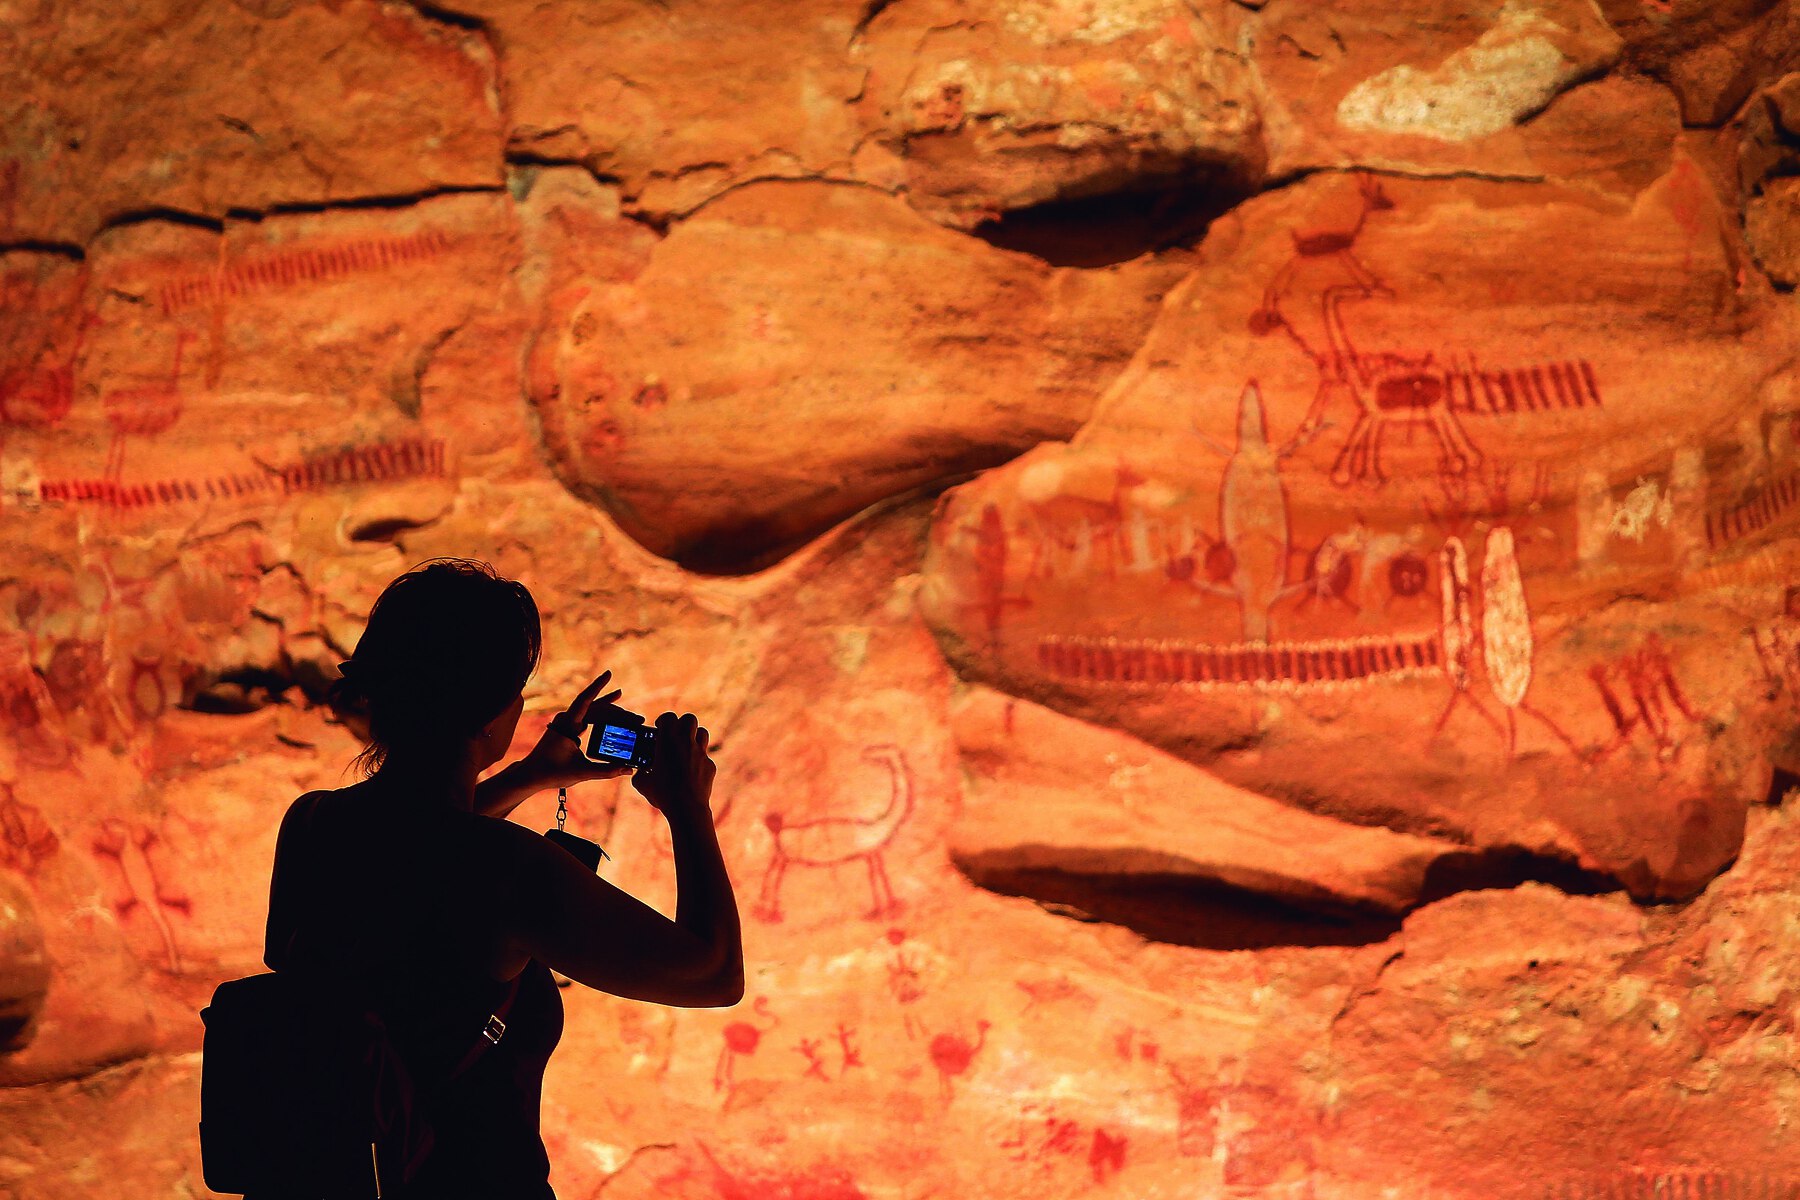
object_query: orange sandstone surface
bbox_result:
[4,2,1800,1198]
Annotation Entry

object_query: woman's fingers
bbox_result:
[586,690,630,719]
[566,671,620,725]
[546,674,625,746]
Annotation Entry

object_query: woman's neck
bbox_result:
[369,756,480,811]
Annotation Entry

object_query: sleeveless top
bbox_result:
[264,788,563,1199]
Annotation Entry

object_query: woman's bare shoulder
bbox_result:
[466,811,560,865]
[273,789,331,837]
[283,783,358,816]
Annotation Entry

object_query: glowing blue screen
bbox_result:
[596,725,639,759]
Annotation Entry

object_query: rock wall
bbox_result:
[5,1,1800,1196]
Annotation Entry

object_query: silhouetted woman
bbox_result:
[264,558,742,1198]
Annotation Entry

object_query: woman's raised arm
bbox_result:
[493,713,742,1008]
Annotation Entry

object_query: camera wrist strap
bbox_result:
[555,788,609,861]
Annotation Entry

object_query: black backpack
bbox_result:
[199,967,519,1198]
[201,786,522,1198]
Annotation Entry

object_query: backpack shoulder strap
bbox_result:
[442,969,525,1083]
[266,791,331,973]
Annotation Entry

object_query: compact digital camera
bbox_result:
[584,705,656,770]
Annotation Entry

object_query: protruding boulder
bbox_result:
[920,165,1795,900]
[853,0,1265,228]
[529,180,1183,571]
[949,685,1463,944]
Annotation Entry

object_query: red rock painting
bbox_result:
[6,5,1800,1198]
[754,746,914,924]
[921,168,1789,904]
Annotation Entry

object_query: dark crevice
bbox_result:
[406,0,488,33]
[224,183,505,223]
[345,514,435,544]
[182,664,302,715]
[625,207,677,236]
[966,181,1243,268]
[965,157,1613,268]
[1,1007,44,1053]
[970,865,1407,951]
[95,206,227,235]
[0,240,85,260]
[1413,849,1622,908]
[851,0,901,42]
[667,467,984,576]
[1261,163,1548,201]
[179,648,339,716]
[504,149,604,172]
[74,185,507,246]
[960,845,1626,951]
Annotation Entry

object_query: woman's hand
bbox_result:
[632,712,717,820]
[514,670,635,793]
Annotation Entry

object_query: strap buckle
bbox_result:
[481,1014,507,1046]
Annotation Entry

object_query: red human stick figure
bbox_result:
[835,1023,862,1075]
[1430,535,1503,740]
[714,996,777,1095]
[884,927,928,1039]
[91,818,191,973]
[1429,507,1578,758]
[1589,632,1703,764]
[795,1037,831,1081]
[970,503,1030,649]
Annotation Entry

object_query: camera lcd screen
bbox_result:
[594,724,640,761]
